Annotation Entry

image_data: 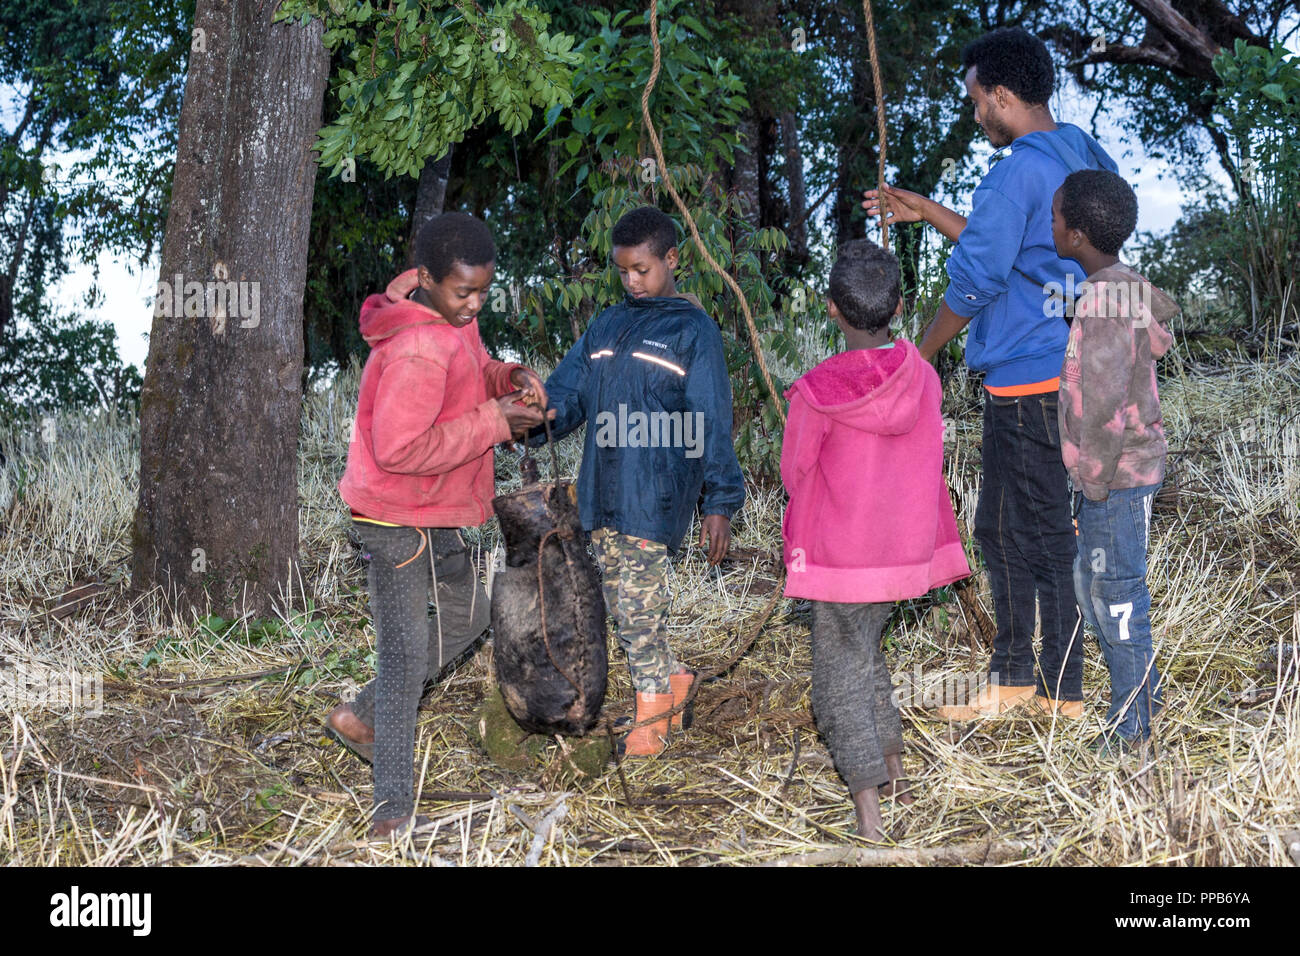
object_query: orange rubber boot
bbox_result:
[668,670,696,731]
[622,692,673,757]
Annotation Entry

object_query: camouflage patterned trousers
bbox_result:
[591,529,677,694]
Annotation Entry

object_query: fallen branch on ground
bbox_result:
[762,839,1035,867]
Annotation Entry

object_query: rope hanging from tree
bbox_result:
[635,0,995,665]
[862,0,889,252]
[640,0,787,426]
[616,1,994,746]
[639,0,892,427]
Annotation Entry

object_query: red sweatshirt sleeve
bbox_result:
[483,359,525,399]
[371,355,511,475]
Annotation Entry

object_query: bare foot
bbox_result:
[329,703,374,744]
[880,752,916,805]
[851,786,886,841]
[879,779,916,804]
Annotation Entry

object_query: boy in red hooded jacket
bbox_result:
[328,213,551,838]
[782,240,970,839]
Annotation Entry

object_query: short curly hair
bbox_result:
[611,206,679,259]
[828,239,900,333]
[962,27,1054,106]
[1060,170,1139,256]
[413,212,496,282]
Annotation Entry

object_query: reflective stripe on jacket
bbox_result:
[536,294,745,552]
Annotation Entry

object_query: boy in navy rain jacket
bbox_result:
[539,206,745,756]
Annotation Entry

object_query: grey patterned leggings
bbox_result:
[349,522,490,820]
[810,601,901,794]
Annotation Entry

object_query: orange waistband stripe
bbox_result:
[985,377,1060,397]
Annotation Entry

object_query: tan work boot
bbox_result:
[620,691,673,757]
[325,702,375,763]
[369,814,433,840]
[933,683,1036,720]
[668,669,696,731]
[1030,694,1085,719]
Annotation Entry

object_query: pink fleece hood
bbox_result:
[786,340,916,434]
[357,269,450,347]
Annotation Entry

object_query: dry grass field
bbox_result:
[2,348,1297,866]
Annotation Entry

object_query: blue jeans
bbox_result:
[1072,483,1164,740]
[974,392,1083,700]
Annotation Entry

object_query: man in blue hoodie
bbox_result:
[863,27,1118,720]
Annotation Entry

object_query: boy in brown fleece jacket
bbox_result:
[1051,169,1179,754]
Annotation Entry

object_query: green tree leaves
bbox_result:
[0,0,185,420]
[282,0,581,180]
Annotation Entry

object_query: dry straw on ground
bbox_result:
[1,349,1298,867]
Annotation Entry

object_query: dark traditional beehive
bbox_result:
[491,476,607,735]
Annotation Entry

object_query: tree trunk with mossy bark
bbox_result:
[406,146,453,266]
[728,114,763,230]
[131,1,329,617]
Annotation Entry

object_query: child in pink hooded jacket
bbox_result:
[782,240,969,839]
